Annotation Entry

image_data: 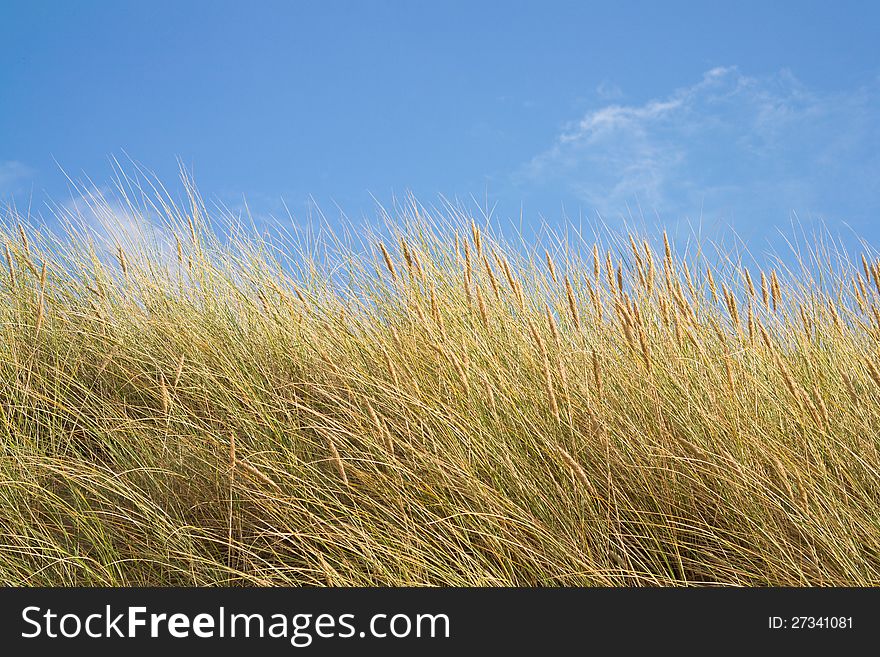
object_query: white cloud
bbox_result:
[595,81,623,101]
[517,67,880,232]
[54,186,179,274]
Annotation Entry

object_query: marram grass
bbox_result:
[2,185,880,586]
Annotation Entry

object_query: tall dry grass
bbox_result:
[1,177,879,586]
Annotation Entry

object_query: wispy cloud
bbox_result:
[0,160,34,196]
[518,67,880,233]
[55,186,179,272]
[595,81,624,101]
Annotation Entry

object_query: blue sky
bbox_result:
[1,0,879,255]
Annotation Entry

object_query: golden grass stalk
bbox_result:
[828,299,843,332]
[798,304,812,338]
[367,402,394,454]
[117,246,128,277]
[495,253,525,313]
[317,347,340,374]
[527,318,547,359]
[812,386,831,429]
[4,241,14,286]
[497,252,516,292]
[865,358,880,391]
[564,276,580,330]
[227,430,236,568]
[17,223,29,255]
[545,249,558,284]
[555,445,594,495]
[675,434,710,461]
[258,289,270,316]
[512,278,526,314]
[380,345,400,389]
[237,458,282,492]
[681,322,700,352]
[658,293,671,328]
[543,354,560,423]
[644,240,656,293]
[585,276,602,322]
[605,250,615,291]
[482,375,498,421]
[803,391,825,431]
[671,281,693,324]
[616,299,636,349]
[378,242,397,281]
[743,268,756,298]
[663,262,673,299]
[723,285,741,333]
[160,372,171,418]
[35,290,45,335]
[526,317,557,420]
[774,354,803,408]
[545,304,561,347]
[476,284,489,329]
[769,455,795,503]
[637,324,652,373]
[413,301,428,326]
[430,283,443,328]
[382,426,394,455]
[853,277,867,312]
[366,401,382,433]
[758,322,773,351]
[448,349,471,396]
[401,238,420,279]
[629,234,642,271]
[760,271,769,309]
[430,343,470,395]
[556,353,569,401]
[680,261,694,301]
[327,437,348,486]
[843,373,858,403]
[723,353,736,393]
[172,353,185,389]
[187,215,198,244]
[591,349,603,399]
[747,301,755,344]
[770,270,781,311]
[483,255,501,299]
[471,220,482,258]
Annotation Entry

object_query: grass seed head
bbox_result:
[545,249,558,284]
[4,241,14,286]
[379,242,397,281]
[17,223,29,254]
[564,276,580,331]
[327,438,348,486]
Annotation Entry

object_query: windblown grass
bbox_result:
[1,179,879,586]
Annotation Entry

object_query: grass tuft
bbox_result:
[1,179,879,586]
